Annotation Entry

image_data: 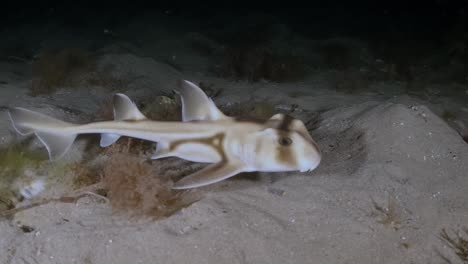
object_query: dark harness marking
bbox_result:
[169,132,227,161]
[273,114,297,167]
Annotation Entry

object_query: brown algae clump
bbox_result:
[100,149,198,219]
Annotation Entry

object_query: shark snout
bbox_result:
[299,156,321,172]
[299,144,321,172]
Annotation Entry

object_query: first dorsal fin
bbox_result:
[175,79,230,122]
[113,93,147,121]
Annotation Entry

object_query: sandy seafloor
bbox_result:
[0,12,467,264]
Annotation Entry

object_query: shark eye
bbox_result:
[278,136,292,146]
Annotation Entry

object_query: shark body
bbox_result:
[8,80,321,189]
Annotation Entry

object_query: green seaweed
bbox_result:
[0,189,15,211]
[0,142,46,185]
[0,142,47,211]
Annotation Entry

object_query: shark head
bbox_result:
[171,79,322,175]
[249,113,322,173]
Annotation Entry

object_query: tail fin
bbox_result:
[8,107,77,160]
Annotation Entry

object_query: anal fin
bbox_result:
[172,159,245,189]
[151,141,172,159]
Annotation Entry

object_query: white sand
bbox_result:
[0,15,467,264]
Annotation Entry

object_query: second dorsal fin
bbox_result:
[175,79,230,122]
[99,93,147,148]
[113,93,147,121]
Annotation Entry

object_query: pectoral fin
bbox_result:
[172,159,245,189]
